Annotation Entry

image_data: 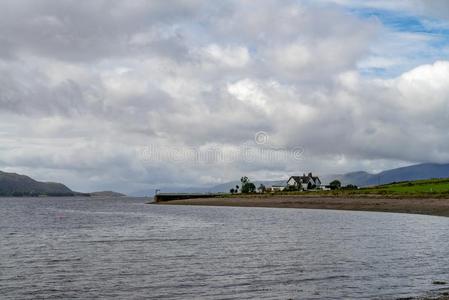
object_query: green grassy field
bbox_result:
[359,178,449,196]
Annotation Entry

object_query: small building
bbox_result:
[287,173,321,190]
[318,184,331,191]
[270,185,285,192]
[265,185,286,193]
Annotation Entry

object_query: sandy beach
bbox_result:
[156,195,449,218]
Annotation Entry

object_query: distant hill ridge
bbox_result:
[325,163,449,187]
[0,170,74,196]
[0,170,127,197]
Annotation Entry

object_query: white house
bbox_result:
[287,173,321,190]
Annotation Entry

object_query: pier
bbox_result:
[154,193,221,203]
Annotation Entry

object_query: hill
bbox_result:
[361,178,449,196]
[326,163,449,187]
[0,170,74,196]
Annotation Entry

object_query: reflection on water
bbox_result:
[1,197,449,299]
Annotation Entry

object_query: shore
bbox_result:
[155,195,449,217]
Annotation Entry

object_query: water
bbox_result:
[1,197,449,299]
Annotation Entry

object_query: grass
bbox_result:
[360,178,449,196]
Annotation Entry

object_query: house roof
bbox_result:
[288,176,303,184]
[288,174,320,184]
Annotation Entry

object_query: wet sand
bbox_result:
[156,195,449,217]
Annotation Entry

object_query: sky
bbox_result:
[1,0,449,194]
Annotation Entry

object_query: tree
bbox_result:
[230,188,235,194]
[240,176,249,185]
[241,182,256,193]
[258,184,266,193]
[240,176,256,193]
[235,185,239,193]
[329,180,342,190]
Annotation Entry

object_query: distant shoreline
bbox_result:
[155,195,449,218]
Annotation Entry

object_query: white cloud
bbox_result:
[200,44,250,68]
[227,79,269,110]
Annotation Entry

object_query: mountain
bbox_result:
[0,170,74,196]
[325,163,449,187]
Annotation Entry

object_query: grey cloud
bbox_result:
[0,0,204,62]
[0,70,102,116]
[1,0,448,192]
[414,0,449,19]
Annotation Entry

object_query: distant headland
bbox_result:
[0,170,125,197]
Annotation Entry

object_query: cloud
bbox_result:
[1,0,449,193]
[0,0,206,61]
[413,1,449,19]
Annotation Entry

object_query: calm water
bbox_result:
[1,197,449,299]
